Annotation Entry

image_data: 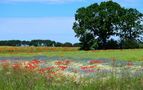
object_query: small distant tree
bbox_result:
[63,42,73,47]
[55,42,63,47]
[73,43,80,47]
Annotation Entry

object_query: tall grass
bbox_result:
[0,68,143,90]
[0,59,143,90]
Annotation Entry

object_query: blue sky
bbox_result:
[0,0,143,43]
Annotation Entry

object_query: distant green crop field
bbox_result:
[0,47,143,61]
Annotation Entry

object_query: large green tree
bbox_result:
[73,1,143,50]
[73,1,122,49]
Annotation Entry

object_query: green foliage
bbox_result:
[73,1,143,50]
[63,42,73,47]
[73,43,80,47]
[139,43,143,48]
[118,8,143,40]
[1,65,143,90]
[106,39,119,49]
[55,42,63,47]
[30,40,56,46]
[73,1,122,50]
[79,33,98,50]
[0,40,22,46]
[0,40,78,47]
[120,39,139,49]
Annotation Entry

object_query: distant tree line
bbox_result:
[0,40,80,47]
[73,1,143,50]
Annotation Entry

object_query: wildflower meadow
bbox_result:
[0,47,143,90]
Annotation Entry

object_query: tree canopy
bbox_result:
[73,1,143,50]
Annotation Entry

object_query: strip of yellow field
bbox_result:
[0,46,79,53]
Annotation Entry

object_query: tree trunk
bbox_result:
[102,38,107,49]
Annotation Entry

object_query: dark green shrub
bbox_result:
[120,39,139,49]
[106,39,119,49]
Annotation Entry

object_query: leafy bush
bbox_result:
[120,39,139,49]
[139,43,143,48]
[106,39,119,49]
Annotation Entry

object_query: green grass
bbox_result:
[0,47,143,90]
[1,68,143,90]
[0,48,143,61]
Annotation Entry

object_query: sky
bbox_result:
[0,0,143,43]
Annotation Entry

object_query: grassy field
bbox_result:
[0,46,143,61]
[0,47,143,90]
[0,58,143,90]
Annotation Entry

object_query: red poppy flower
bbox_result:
[88,60,103,64]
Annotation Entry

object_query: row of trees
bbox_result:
[0,39,143,49]
[73,1,143,50]
[0,40,80,47]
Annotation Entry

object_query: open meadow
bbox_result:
[1,0,143,89]
[0,47,143,90]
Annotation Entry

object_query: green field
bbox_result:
[0,47,143,61]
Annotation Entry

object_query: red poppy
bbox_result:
[25,63,37,70]
[39,66,55,74]
[55,60,71,65]
[55,61,63,65]
[88,60,103,64]
[0,60,9,63]
[12,63,21,70]
[31,60,41,65]
[58,65,68,70]
[127,61,133,66]
[80,65,96,70]
[80,66,88,70]
[63,60,71,65]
